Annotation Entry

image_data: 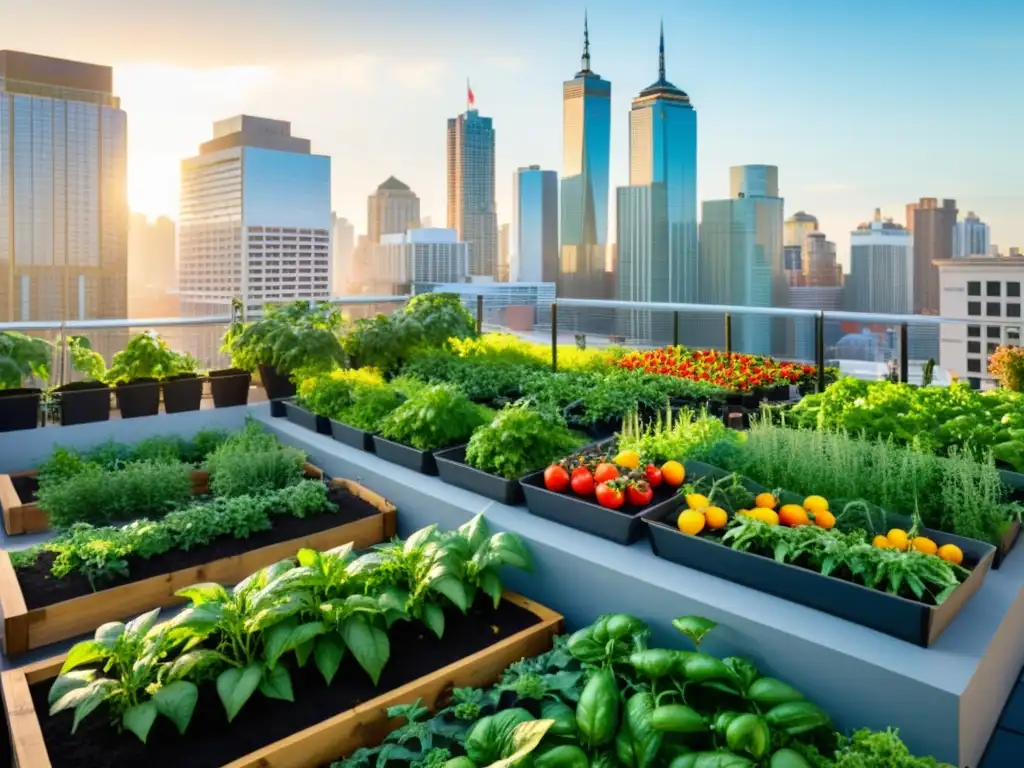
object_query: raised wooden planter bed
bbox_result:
[1,463,324,536]
[1,592,562,768]
[0,478,394,657]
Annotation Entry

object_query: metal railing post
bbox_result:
[724,313,733,355]
[899,323,909,383]
[475,294,483,335]
[550,303,558,372]
[815,312,825,392]
[672,311,679,347]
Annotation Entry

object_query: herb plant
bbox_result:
[103,331,196,384]
[465,405,587,479]
[378,384,491,451]
[204,420,307,497]
[0,330,52,388]
[222,300,346,374]
[617,407,740,466]
[297,368,406,432]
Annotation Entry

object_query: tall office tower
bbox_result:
[0,51,128,333]
[802,231,840,287]
[954,212,991,259]
[498,223,510,282]
[512,166,559,284]
[783,211,818,286]
[367,177,420,244]
[331,214,355,295]
[697,166,784,356]
[559,13,612,310]
[447,103,497,279]
[127,213,177,319]
[370,228,468,291]
[178,115,331,339]
[616,25,698,343]
[906,198,956,361]
[846,210,913,316]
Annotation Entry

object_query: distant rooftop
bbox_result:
[0,50,113,94]
[199,115,312,156]
[787,211,818,223]
[377,176,411,192]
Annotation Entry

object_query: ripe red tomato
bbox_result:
[626,481,653,507]
[571,471,595,496]
[644,464,663,488]
[593,462,619,484]
[543,464,570,492]
[571,463,592,480]
[595,482,625,510]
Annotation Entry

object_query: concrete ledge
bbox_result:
[259,408,1024,768]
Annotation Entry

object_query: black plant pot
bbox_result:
[208,368,251,408]
[115,378,160,419]
[55,381,111,425]
[283,400,331,435]
[330,419,375,452]
[372,436,440,475]
[162,374,204,414]
[435,445,525,505]
[0,388,41,432]
[258,363,296,401]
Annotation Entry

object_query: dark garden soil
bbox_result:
[17,486,379,610]
[10,473,38,504]
[31,599,541,768]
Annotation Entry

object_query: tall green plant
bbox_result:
[0,331,52,388]
[378,384,490,451]
[222,300,345,374]
[103,331,196,384]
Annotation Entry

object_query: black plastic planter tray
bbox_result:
[992,466,1024,569]
[642,505,996,647]
[435,445,524,505]
[519,469,680,545]
[373,436,439,475]
[330,419,375,452]
[282,400,331,435]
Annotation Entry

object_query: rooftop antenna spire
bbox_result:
[658,20,665,82]
[581,11,591,73]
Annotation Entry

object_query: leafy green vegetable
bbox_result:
[465,405,586,479]
[379,384,491,452]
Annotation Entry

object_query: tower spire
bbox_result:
[658,20,665,82]
[581,11,591,73]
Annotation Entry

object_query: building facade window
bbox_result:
[967,358,981,373]
[988,326,1002,339]
[968,325,981,337]
[986,302,1001,316]
[1008,303,1021,318]
[968,301,981,316]
[968,340,980,354]
[968,377,981,390]
[987,281,1001,297]
[1008,282,1021,298]
[967,281,981,296]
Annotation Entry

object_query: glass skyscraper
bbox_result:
[616,25,698,342]
[447,110,497,278]
[512,165,558,284]
[0,50,127,326]
[559,14,612,304]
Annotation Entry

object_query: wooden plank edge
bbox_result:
[0,475,23,535]
[2,667,52,768]
[15,509,391,654]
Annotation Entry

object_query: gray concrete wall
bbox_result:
[259,409,1024,768]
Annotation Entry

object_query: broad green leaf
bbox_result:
[125,608,162,641]
[489,532,532,570]
[60,640,110,675]
[378,587,410,615]
[217,663,264,722]
[175,582,229,605]
[479,568,503,609]
[70,679,118,733]
[245,594,313,633]
[168,604,223,636]
[295,637,315,667]
[94,622,125,650]
[153,680,199,734]
[458,514,491,552]
[264,619,326,668]
[404,524,438,554]
[251,567,317,610]
[47,670,97,708]
[488,719,555,767]
[323,542,354,560]
[259,664,294,702]
[422,603,445,639]
[346,552,384,576]
[342,615,390,686]
[122,701,158,743]
[314,633,346,685]
[166,649,227,682]
[672,616,717,648]
[431,575,469,613]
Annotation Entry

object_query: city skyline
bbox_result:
[3,0,1020,268]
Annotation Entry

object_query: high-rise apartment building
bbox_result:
[512,166,558,284]
[371,228,467,290]
[128,213,177,318]
[783,211,818,285]
[954,212,991,259]
[368,177,420,244]
[178,115,331,325]
[937,258,1023,390]
[331,214,355,295]
[846,210,913,315]
[559,14,612,303]
[0,50,128,327]
[906,197,957,313]
[446,108,497,278]
[697,166,784,355]
[616,25,698,342]
[802,231,840,287]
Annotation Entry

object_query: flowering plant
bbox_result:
[616,346,816,393]
[989,345,1024,392]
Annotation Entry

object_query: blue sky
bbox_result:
[2,0,1021,265]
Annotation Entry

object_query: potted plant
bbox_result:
[221,300,345,408]
[53,336,112,425]
[161,351,204,413]
[0,331,51,432]
[103,331,186,419]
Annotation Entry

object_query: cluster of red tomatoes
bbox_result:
[542,453,682,511]
[616,347,815,393]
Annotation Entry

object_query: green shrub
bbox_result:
[204,421,306,497]
[379,384,490,451]
[465,406,587,479]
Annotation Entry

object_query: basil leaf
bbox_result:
[153,680,198,735]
